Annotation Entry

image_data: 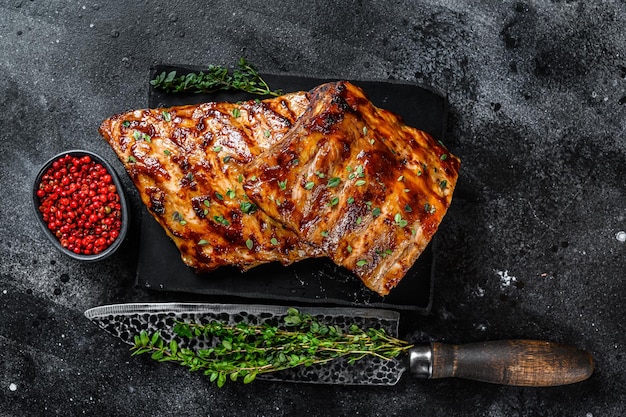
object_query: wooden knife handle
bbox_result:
[429,340,594,386]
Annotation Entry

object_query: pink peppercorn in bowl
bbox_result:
[32,150,130,262]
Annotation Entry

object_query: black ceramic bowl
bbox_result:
[32,149,130,262]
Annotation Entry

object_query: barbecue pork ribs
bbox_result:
[99,81,459,295]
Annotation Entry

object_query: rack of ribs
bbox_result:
[99,81,459,296]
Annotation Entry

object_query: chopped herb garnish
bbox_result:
[237,174,244,183]
[397,175,404,182]
[347,197,355,204]
[127,156,136,163]
[172,211,186,225]
[356,259,368,267]
[204,199,211,207]
[263,129,271,138]
[164,149,171,156]
[270,237,278,245]
[213,145,223,153]
[424,203,436,214]
[362,126,368,135]
[213,215,230,226]
[240,201,257,214]
[162,110,171,122]
[328,177,341,188]
[372,207,381,217]
[304,181,315,190]
[369,139,375,145]
[215,192,224,201]
[226,189,236,199]
[122,120,130,128]
[315,171,326,178]
[132,130,141,141]
[245,239,254,250]
[347,245,353,253]
[198,239,209,245]
[356,217,362,225]
[404,204,412,212]
[278,180,287,190]
[439,180,448,190]
[223,155,231,163]
[321,230,329,237]
[355,179,366,187]
[328,196,339,206]
[440,154,448,161]
[394,213,408,228]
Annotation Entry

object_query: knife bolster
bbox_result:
[409,345,433,378]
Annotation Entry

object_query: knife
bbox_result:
[84,303,593,386]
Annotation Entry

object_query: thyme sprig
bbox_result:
[130,308,412,387]
[150,58,282,96]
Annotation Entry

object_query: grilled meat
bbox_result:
[100,80,459,296]
[99,92,321,272]
[243,81,460,295]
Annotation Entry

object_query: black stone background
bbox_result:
[0,1,624,416]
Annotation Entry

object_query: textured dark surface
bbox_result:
[1,1,624,416]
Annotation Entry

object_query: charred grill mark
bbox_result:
[191,196,211,219]
[146,187,166,215]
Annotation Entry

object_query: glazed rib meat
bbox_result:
[99,92,321,272]
[243,81,460,295]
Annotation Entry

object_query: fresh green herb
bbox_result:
[215,192,224,201]
[223,155,231,163]
[394,213,408,228]
[172,211,187,225]
[424,203,436,214]
[356,217,362,225]
[439,180,448,190]
[347,245,353,253]
[362,126,368,135]
[162,110,171,122]
[372,207,381,217]
[440,154,448,161]
[150,58,283,97]
[327,177,341,188]
[122,120,130,128]
[198,239,209,245]
[245,239,254,250]
[213,215,230,226]
[164,149,171,156]
[397,175,404,182]
[263,129,271,138]
[355,179,366,187]
[404,204,412,212]
[270,237,278,246]
[127,156,136,163]
[240,201,258,214]
[232,108,241,118]
[130,308,412,387]
[356,259,368,267]
[347,197,355,204]
[304,181,315,190]
[328,196,339,207]
[237,174,244,183]
[226,189,236,199]
[132,130,141,141]
[278,180,287,190]
[213,145,223,153]
[203,199,211,208]
[320,230,329,237]
[315,171,326,179]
